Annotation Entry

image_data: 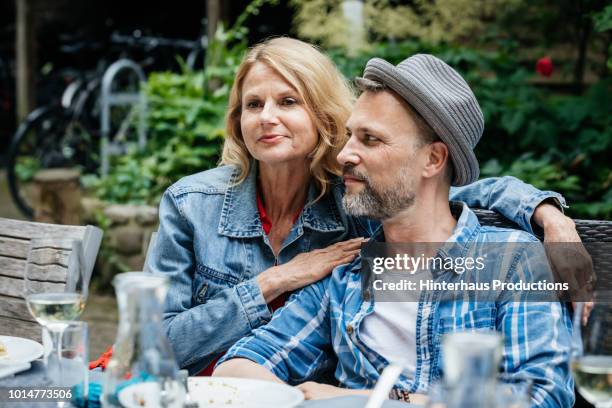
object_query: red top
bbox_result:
[90,189,303,375]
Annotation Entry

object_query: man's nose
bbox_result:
[337,138,360,166]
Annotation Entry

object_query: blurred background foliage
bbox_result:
[85,0,612,219]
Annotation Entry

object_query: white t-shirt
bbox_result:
[360,301,418,378]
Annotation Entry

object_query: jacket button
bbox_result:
[197,283,208,302]
[346,324,354,334]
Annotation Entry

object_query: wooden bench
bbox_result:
[0,218,103,341]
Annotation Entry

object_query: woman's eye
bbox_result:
[245,100,261,109]
[281,97,297,106]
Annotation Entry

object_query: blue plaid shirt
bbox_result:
[218,203,574,408]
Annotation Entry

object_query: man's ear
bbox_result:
[422,141,449,180]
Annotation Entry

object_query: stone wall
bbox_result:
[82,198,158,288]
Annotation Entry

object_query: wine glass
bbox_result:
[572,301,612,408]
[23,237,87,385]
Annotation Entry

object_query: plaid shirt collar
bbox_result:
[360,201,479,274]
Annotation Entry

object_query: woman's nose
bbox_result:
[259,101,279,124]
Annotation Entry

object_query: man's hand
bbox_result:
[533,202,594,324]
[297,382,429,405]
[296,382,371,400]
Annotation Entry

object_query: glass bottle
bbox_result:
[101,272,184,407]
[442,331,502,408]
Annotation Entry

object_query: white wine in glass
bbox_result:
[572,302,612,408]
[24,237,88,387]
[26,292,85,329]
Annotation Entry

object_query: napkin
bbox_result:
[71,372,157,407]
[71,381,102,408]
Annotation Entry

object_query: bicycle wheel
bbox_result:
[6,104,96,218]
[72,76,102,142]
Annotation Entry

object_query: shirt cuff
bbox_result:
[522,192,568,236]
[236,278,272,329]
[215,347,289,382]
[215,348,269,370]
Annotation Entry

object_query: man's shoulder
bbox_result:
[166,165,236,197]
[473,226,545,268]
[475,225,540,244]
[326,257,362,296]
[332,256,361,278]
[472,225,554,291]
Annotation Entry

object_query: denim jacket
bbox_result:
[145,164,566,374]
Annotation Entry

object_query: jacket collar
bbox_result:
[217,164,345,238]
[302,178,346,233]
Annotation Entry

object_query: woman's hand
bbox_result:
[257,237,365,302]
[534,202,594,324]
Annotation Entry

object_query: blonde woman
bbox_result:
[141,37,571,375]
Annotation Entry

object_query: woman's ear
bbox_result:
[422,141,450,181]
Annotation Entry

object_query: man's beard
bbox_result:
[342,164,416,220]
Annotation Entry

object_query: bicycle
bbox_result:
[6,30,206,218]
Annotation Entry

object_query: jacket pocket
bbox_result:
[193,263,241,304]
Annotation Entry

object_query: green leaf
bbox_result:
[593,4,612,32]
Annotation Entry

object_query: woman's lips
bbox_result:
[258,134,285,144]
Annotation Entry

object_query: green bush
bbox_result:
[83,69,227,205]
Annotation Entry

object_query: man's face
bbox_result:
[337,90,428,220]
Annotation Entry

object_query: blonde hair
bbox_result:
[221,37,354,199]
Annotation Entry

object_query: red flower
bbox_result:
[536,56,553,77]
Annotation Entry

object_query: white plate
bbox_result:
[0,335,44,365]
[118,376,305,408]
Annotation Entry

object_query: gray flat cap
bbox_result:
[362,54,484,186]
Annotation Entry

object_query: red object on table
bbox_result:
[89,346,113,370]
[90,189,301,374]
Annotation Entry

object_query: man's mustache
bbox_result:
[342,165,367,182]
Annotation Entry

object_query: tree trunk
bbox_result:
[572,0,593,93]
[15,0,38,123]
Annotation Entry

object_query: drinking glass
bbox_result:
[495,374,532,408]
[425,375,532,408]
[442,331,501,408]
[24,238,87,384]
[43,321,89,407]
[572,301,612,408]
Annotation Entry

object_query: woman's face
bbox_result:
[240,62,318,166]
